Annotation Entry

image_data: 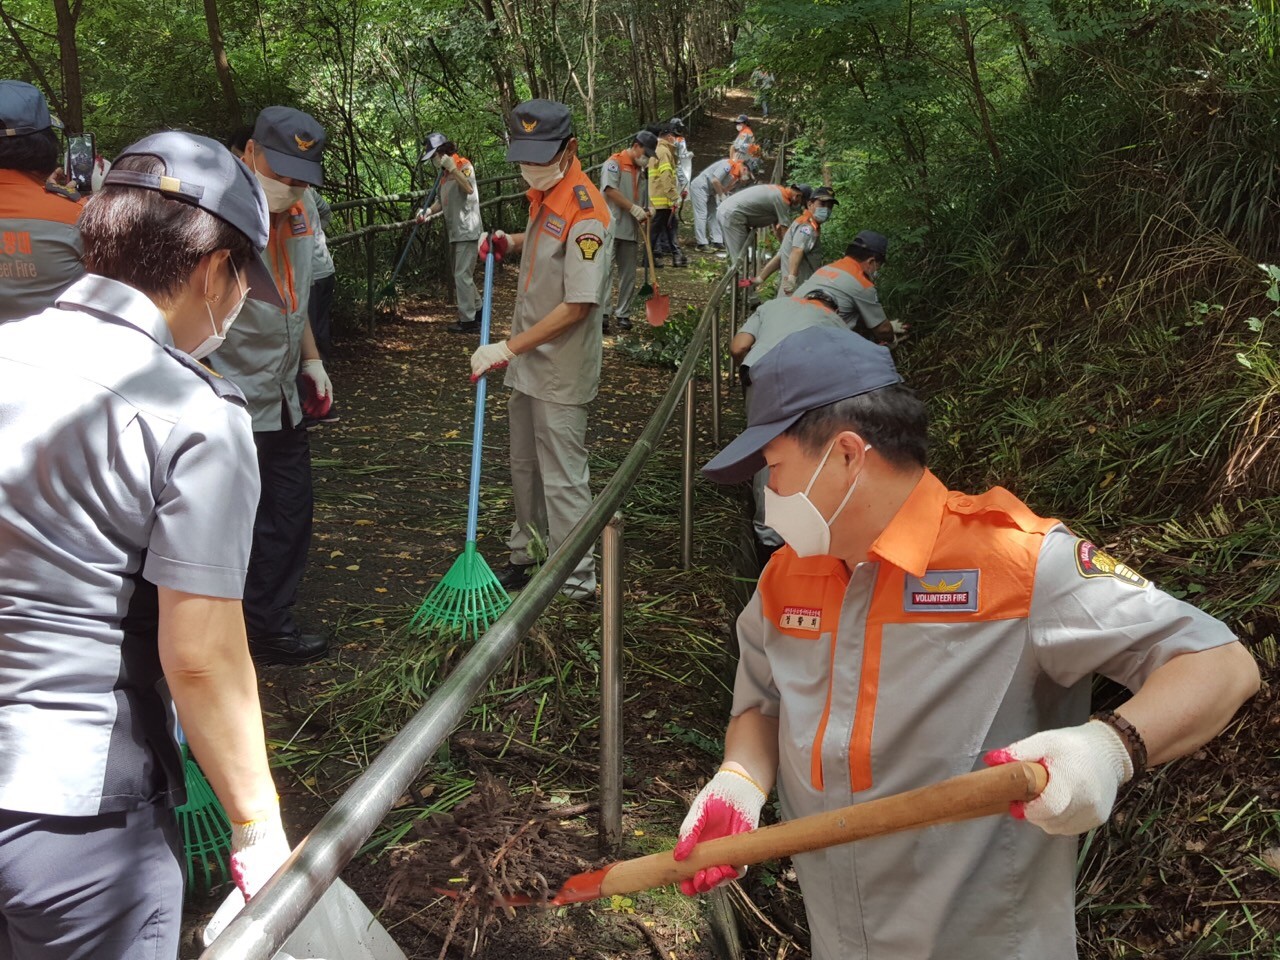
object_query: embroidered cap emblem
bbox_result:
[521,118,538,133]
[294,134,316,151]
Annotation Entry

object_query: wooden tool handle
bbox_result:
[642,228,658,282]
[594,761,1046,899]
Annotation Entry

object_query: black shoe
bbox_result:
[617,317,633,331]
[474,309,483,324]
[249,631,329,666]
[602,315,612,334]
[496,562,535,591]
[696,244,711,253]
[673,255,688,268]
[447,320,479,334]
[712,242,726,251]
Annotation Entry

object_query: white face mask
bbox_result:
[763,438,870,557]
[190,261,248,360]
[520,158,566,192]
[252,154,305,212]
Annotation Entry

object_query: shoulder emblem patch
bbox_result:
[1074,540,1149,588]
[575,233,602,261]
[574,184,593,210]
[904,569,979,613]
[779,605,822,632]
[44,181,81,202]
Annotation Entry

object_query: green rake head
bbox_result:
[411,542,511,640]
[175,744,232,896]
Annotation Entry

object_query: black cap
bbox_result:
[736,114,750,124]
[420,132,448,162]
[703,326,902,484]
[251,106,326,186]
[668,116,686,132]
[792,183,814,204]
[634,130,658,158]
[0,80,61,137]
[506,99,574,164]
[812,186,837,205]
[103,132,284,308]
[850,230,889,262]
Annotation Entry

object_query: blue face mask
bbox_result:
[813,207,831,224]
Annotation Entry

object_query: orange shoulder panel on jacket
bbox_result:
[0,173,83,224]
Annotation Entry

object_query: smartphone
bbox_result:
[66,133,96,194]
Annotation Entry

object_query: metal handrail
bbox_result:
[200,265,737,960]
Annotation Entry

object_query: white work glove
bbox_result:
[672,768,766,896]
[230,806,292,901]
[440,154,458,173]
[781,274,798,295]
[470,340,516,381]
[415,207,435,223]
[630,203,650,223]
[985,720,1134,836]
[299,359,333,417]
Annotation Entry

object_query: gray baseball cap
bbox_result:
[703,326,902,484]
[506,99,574,164]
[420,132,449,162]
[251,106,326,186]
[634,130,658,158]
[102,131,284,308]
[0,80,61,137]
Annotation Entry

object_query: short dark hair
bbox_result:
[846,242,879,263]
[227,125,253,155]
[79,154,254,302]
[0,129,59,175]
[783,383,928,469]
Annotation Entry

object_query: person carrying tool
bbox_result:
[752,186,836,297]
[208,106,332,666]
[716,182,809,267]
[648,123,685,268]
[730,114,755,161]
[600,130,656,333]
[416,131,483,334]
[794,230,907,343]
[689,155,754,252]
[0,80,84,323]
[675,324,1260,960]
[468,99,612,601]
[0,131,293,958]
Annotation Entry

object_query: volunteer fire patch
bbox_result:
[904,569,979,613]
[1074,540,1149,588]
[779,606,822,632]
[575,233,602,261]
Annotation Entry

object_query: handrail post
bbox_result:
[710,298,721,445]
[364,226,375,335]
[681,379,695,570]
[599,512,624,855]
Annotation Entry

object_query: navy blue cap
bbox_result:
[0,80,61,137]
[812,186,837,204]
[735,114,750,124]
[102,132,284,308]
[703,326,902,484]
[851,230,889,262]
[506,100,574,164]
[251,106,325,186]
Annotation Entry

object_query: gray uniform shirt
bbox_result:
[718,184,795,229]
[440,156,482,243]
[739,297,844,370]
[774,214,823,292]
[0,275,260,817]
[599,152,647,242]
[733,473,1235,960]
[504,161,612,406]
[210,191,318,430]
[793,256,887,332]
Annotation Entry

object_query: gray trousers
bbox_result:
[691,186,722,245]
[611,238,639,320]
[0,804,182,960]
[719,212,751,266]
[451,240,479,323]
[507,389,596,595]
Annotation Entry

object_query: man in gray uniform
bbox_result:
[675,325,1260,959]
[794,230,901,340]
[0,131,290,958]
[416,131,483,334]
[716,182,808,267]
[0,81,83,322]
[210,106,333,665]
[690,156,755,250]
[599,130,655,332]
[469,99,612,600]
[753,186,836,297]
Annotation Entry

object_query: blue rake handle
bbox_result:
[465,249,497,544]
[386,170,445,291]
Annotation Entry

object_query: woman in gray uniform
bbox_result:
[0,131,289,958]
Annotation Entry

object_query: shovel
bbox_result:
[642,230,670,326]
[466,760,1047,908]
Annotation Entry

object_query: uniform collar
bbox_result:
[867,469,948,578]
[612,150,639,171]
[526,157,587,219]
[55,275,175,348]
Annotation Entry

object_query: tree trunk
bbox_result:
[51,0,83,133]
[203,0,241,123]
[953,12,1002,172]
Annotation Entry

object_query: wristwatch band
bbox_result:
[1091,709,1148,778]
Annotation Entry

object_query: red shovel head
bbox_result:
[645,292,670,326]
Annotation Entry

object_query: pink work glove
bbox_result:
[478,230,509,263]
[229,806,292,901]
[984,719,1133,836]
[673,768,766,896]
